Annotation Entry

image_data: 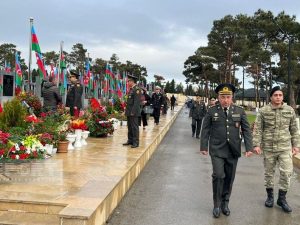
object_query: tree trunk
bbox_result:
[290,88,296,109]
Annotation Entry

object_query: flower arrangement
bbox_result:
[0,132,46,160]
[71,119,88,130]
[17,91,42,116]
[39,133,53,145]
[87,98,114,137]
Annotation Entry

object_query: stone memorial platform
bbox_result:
[0,105,183,225]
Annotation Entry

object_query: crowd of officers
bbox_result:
[123,74,176,148]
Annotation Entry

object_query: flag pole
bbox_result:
[28,17,34,91]
[58,41,63,87]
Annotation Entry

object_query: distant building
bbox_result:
[235,88,267,108]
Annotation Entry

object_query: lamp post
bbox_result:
[287,37,292,105]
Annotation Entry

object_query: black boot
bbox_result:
[212,178,224,218]
[265,188,274,208]
[277,190,292,213]
[192,125,195,137]
[221,201,230,216]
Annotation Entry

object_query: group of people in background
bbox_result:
[41,70,83,116]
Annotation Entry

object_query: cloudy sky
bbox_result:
[1,0,300,87]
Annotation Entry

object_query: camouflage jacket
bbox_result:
[253,103,300,152]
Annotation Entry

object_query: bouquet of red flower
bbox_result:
[25,115,42,123]
[0,131,10,150]
[39,133,53,145]
[71,119,88,130]
[87,99,114,137]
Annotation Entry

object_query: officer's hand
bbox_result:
[253,146,262,155]
[292,147,299,156]
[245,151,253,157]
[200,150,208,155]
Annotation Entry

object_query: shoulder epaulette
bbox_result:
[208,105,217,110]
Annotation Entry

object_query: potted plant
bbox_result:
[56,130,69,153]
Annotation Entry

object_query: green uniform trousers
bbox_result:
[263,150,293,191]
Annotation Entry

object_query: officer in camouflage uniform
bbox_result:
[253,86,300,213]
[66,71,83,116]
[200,83,253,218]
[190,96,207,138]
[123,74,141,148]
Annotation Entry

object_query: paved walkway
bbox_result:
[107,108,300,225]
[0,106,181,225]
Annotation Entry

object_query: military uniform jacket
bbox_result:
[190,101,207,119]
[200,104,253,158]
[66,82,83,109]
[253,103,300,152]
[125,85,141,117]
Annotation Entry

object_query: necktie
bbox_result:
[224,107,228,117]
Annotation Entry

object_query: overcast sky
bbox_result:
[1,0,300,87]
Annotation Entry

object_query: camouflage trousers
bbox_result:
[263,150,293,191]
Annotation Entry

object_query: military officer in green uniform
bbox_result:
[66,70,83,116]
[200,83,253,218]
[123,74,141,148]
[253,86,300,213]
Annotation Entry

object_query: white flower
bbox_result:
[26,150,31,154]
[15,144,20,151]
[15,155,19,160]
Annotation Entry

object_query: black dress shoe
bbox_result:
[131,144,139,148]
[221,202,230,216]
[123,142,132,146]
[213,207,220,218]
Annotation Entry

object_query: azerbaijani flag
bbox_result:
[35,52,47,79]
[84,58,91,86]
[105,64,115,94]
[31,26,41,53]
[4,60,11,73]
[15,52,22,86]
[31,25,46,78]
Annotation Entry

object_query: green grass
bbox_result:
[247,114,256,125]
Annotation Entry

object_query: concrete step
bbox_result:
[0,211,59,225]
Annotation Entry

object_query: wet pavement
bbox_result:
[107,108,300,225]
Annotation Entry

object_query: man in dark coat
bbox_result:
[170,95,176,110]
[66,71,83,116]
[123,74,141,148]
[42,76,62,111]
[190,96,207,138]
[151,86,165,125]
[200,83,253,218]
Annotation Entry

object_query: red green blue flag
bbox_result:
[15,52,22,86]
[31,25,46,78]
